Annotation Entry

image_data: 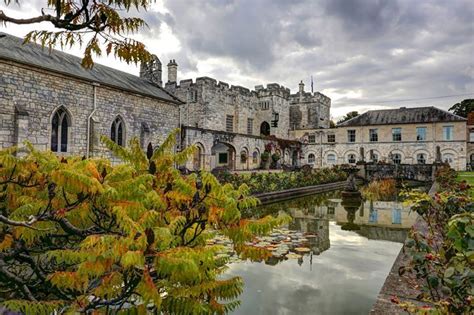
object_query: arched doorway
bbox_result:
[193,143,205,170]
[260,121,270,136]
[240,148,249,170]
[292,150,298,166]
[211,142,236,170]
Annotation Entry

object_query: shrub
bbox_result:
[0,131,289,314]
[215,168,347,194]
[398,165,473,314]
[361,179,397,201]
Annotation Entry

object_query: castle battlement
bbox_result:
[289,91,331,105]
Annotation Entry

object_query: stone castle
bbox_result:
[0,33,471,171]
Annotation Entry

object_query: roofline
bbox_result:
[0,53,185,106]
[336,120,467,128]
[337,105,467,127]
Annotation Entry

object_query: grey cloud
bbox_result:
[5,0,473,113]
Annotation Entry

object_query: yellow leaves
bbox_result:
[136,268,162,307]
[0,233,13,251]
[93,272,123,299]
[77,258,113,278]
[208,205,223,224]
[0,300,65,315]
[52,169,103,195]
[120,250,145,269]
[235,244,272,262]
[48,271,89,293]
[0,129,290,313]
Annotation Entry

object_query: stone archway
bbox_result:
[211,142,236,170]
[260,121,270,136]
[193,143,205,170]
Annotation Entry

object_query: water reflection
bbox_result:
[227,192,417,315]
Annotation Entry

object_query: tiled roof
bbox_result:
[0,32,183,104]
[338,106,466,127]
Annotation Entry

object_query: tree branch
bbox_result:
[0,10,57,25]
[0,259,37,301]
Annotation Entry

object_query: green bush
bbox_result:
[215,167,347,194]
[398,165,473,314]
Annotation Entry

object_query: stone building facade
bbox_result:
[291,107,468,171]
[0,32,469,172]
[163,61,330,170]
[0,33,182,160]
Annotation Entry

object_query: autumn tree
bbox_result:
[0,130,288,314]
[0,0,156,68]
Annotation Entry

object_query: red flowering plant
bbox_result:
[397,165,473,314]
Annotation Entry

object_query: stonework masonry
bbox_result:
[0,60,180,160]
[0,32,469,171]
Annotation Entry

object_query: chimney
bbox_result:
[140,54,162,86]
[299,80,305,94]
[167,59,178,83]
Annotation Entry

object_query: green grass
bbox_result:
[457,171,474,198]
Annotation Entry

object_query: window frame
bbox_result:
[327,153,336,164]
[347,153,356,164]
[327,134,335,143]
[111,116,126,146]
[247,118,254,135]
[416,127,427,141]
[225,115,234,133]
[347,130,356,143]
[308,134,316,144]
[369,128,378,142]
[443,125,454,141]
[51,107,70,153]
[416,153,426,164]
[391,153,402,165]
[392,128,402,142]
[308,153,316,164]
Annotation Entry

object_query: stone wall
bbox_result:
[289,90,331,130]
[182,126,301,171]
[166,78,296,139]
[0,60,180,159]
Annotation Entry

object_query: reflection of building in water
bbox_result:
[289,207,330,254]
[330,199,418,243]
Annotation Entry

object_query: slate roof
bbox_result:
[337,106,466,127]
[0,32,183,104]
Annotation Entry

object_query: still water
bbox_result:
[227,192,417,315]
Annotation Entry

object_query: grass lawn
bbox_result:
[457,171,474,198]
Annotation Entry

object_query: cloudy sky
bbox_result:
[1,0,473,119]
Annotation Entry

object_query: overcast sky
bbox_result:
[1,0,473,119]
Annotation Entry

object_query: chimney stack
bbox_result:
[167,59,178,83]
[139,55,162,86]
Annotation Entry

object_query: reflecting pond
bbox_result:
[227,191,418,315]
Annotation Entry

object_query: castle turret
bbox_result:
[140,55,162,86]
[299,80,305,94]
[167,59,178,83]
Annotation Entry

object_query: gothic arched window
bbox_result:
[51,107,70,152]
[111,117,125,146]
[308,153,315,164]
